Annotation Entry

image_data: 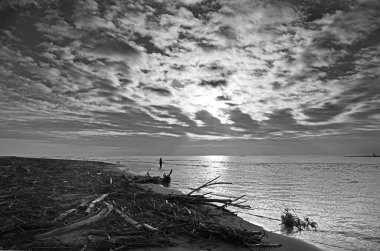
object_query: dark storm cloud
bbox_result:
[263,109,305,131]
[0,9,47,61]
[303,103,347,123]
[250,68,269,78]
[197,42,219,51]
[301,76,380,124]
[132,33,167,55]
[271,82,282,90]
[6,117,109,133]
[195,110,221,126]
[170,64,186,71]
[95,110,149,128]
[229,109,260,132]
[143,86,172,96]
[319,28,380,81]
[177,29,218,50]
[191,110,234,136]
[0,7,17,29]
[289,0,354,22]
[200,62,224,71]
[294,1,380,80]
[350,107,380,121]
[90,108,182,136]
[91,38,140,59]
[151,105,196,127]
[199,79,227,88]
[218,25,236,40]
[141,106,246,139]
[341,77,380,103]
[216,95,231,101]
[117,78,134,87]
[185,0,222,21]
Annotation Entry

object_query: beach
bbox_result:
[0,156,321,250]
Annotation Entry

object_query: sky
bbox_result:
[0,0,379,157]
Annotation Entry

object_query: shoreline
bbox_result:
[0,156,322,250]
[113,164,322,251]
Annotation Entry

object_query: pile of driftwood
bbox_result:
[122,169,173,185]
[0,157,281,250]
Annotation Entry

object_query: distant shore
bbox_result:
[344,155,380,157]
[0,156,322,250]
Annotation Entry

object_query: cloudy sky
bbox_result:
[0,0,379,156]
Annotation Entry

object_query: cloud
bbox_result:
[263,109,306,131]
[177,0,204,6]
[0,0,379,155]
[185,132,250,141]
[303,103,347,123]
[132,33,167,55]
[0,0,57,11]
[228,109,260,133]
[52,129,180,138]
[90,38,141,60]
[199,79,227,88]
[290,0,354,22]
[142,86,172,96]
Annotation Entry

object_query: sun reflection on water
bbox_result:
[200,155,230,163]
[197,156,232,195]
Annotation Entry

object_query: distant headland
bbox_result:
[345,153,379,157]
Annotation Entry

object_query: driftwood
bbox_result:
[187,176,232,196]
[135,170,172,185]
[249,243,282,248]
[113,206,158,231]
[52,208,77,223]
[36,202,113,238]
[85,193,109,213]
[68,208,102,225]
[123,169,173,186]
[163,194,250,209]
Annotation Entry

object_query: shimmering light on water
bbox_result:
[100,155,380,251]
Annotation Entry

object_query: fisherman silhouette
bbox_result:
[159,158,163,169]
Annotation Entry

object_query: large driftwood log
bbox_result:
[122,170,172,185]
[135,170,172,185]
[113,206,158,231]
[36,202,113,238]
[155,193,249,209]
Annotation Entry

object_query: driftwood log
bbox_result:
[113,206,158,231]
[36,201,114,238]
[85,193,109,213]
[123,169,173,185]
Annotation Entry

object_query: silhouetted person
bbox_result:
[159,158,163,169]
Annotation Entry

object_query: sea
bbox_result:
[84,155,379,251]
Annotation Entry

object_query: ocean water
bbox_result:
[96,155,380,251]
